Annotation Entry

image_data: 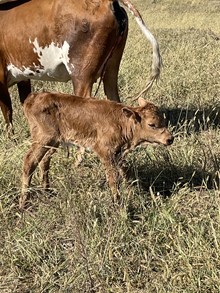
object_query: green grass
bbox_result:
[0,0,220,292]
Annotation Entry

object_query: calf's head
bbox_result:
[123,98,174,147]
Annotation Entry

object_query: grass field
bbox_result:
[1,0,220,292]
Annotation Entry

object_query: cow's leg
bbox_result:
[17,80,31,104]
[39,146,58,190]
[70,77,93,165]
[71,76,93,98]
[0,82,13,129]
[0,65,13,128]
[103,19,128,102]
[20,141,55,209]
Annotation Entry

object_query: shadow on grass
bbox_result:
[163,106,220,133]
[127,162,219,198]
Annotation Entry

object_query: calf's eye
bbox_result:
[148,123,156,128]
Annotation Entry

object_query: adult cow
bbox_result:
[0,0,161,128]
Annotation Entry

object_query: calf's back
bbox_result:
[24,92,135,151]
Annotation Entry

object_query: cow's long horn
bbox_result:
[119,0,162,98]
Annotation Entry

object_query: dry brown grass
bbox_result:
[0,0,220,292]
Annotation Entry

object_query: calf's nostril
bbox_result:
[167,136,174,145]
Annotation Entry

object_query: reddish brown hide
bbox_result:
[0,0,161,128]
[20,92,173,209]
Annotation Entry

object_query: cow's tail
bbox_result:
[119,0,162,99]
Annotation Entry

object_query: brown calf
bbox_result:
[20,92,174,209]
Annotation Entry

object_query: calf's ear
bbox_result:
[138,97,148,107]
[122,107,135,118]
[122,107,141,123]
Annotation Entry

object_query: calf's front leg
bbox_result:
[100,155,122,202]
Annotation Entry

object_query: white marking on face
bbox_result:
[7,38,74,86]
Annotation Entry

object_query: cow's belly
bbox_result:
[7,63,71,86]
[6,39,74,87]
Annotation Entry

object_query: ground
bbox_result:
[0,0,220,292]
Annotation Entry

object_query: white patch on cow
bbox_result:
[31,38,72,75]
[7,64,36,79]
[7,38,74,87]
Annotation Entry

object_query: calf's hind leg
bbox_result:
[39,146,58,190]
[20,141,57,209]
